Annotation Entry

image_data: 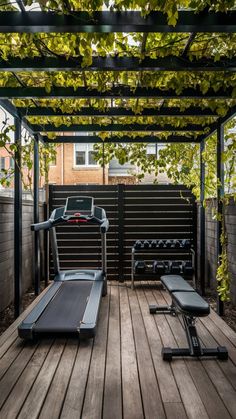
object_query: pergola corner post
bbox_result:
[14,117,22,318]
[199,139,206,296]
[33,134,40,296]
[102,142,105,185]
[216,124,225,316]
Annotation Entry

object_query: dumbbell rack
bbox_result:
[131,243,195,290]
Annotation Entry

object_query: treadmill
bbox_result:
[18,196,109,340]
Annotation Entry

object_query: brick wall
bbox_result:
[197,198,236,304]
[48,144,109,185]
[0,144,109,187]
[0,197,45,312]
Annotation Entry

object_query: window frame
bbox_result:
[74,144,99,168]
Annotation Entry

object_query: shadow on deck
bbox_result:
[0,282,236,419]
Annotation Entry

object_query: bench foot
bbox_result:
[162,346,228,361]
[149,304,176,315]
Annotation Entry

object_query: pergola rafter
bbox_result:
[0,11,235,33]
[1,56,236,72]
[30,123,209,133]
[43,135,202,144]
[0,86,234,99]
[18,106,219,118]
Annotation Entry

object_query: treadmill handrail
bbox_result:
[31,213,109,232]
[31,219,52,231]
[100,218,109,233]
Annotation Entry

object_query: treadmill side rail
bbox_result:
[79,280,104,339]
[18,282,62,339]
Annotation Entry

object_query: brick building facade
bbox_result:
[0,142,169,187]
[48,144,109,185]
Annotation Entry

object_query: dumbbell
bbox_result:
[134,260,146,274]
[165,240,172,249]
[134,240,142,250]
[157,240,165,248]
[143,240,150,249]
[153,260,166,275]
[185,239,191,248]
[183,261,194,275]
[164,260,170,274]
[171,240,181,249]
[170,261,182,274]
[181,239,191,249]
[151,240,157,248]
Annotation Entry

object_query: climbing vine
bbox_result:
[0,1,236,300]
[0,116,56,192]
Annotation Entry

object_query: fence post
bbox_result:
[33,134,40,296]
[117,184,124,281]
[216,123,224,316]
[43,200,49,287]
[14,117,22,318]
[192,200,198,283]
[199,140,205,295]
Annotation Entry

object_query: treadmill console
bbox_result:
[64,196,94,217]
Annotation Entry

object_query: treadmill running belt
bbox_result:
[34,281,93,333]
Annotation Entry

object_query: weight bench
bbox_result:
[149,275,228,361]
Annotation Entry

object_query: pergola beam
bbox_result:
[0,99,43,138]
[19,106,219,118]
[0,11,235,33]
[1,56,236,72]
[0,99,20,119]
[199,105,236,142]
[43,135,200,143]
[0,86,233,99]
[31,123,207,133]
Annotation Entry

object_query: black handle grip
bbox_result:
[31,220,51,231]
[100,219,109,233]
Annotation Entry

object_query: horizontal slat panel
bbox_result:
[52,185,117,191]
[124,191,193,198]
[124,184,191,191]
[50,184,196,281]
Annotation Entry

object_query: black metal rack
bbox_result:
[131,244,195,289]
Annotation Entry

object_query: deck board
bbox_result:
[103,284,122,419]
[1,282,236,419]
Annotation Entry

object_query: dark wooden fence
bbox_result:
[49,184,196,281]
[0,196,45,311]
[197,197,236,304]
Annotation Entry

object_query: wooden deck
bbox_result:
[1,282,236,419]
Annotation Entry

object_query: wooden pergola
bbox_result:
[0,5,236,317]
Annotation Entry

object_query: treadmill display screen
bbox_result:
[64,196,94,216]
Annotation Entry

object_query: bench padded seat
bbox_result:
[172,291,210,317]
[161,275,194,293]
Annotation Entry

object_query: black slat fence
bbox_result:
[49,184,196,281]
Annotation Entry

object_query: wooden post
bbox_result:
[117,184,124,281]
[33,134,40,295]
[14,117,22,317]
[216,124,224,316]
[199,140,205,295]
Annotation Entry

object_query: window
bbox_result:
[74,144,98,167]
[0,157,5,170]
[146,144,165,158]
[10,157,14,169]
[146,144,157,157]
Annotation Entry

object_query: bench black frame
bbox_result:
[149,275,228,361]
[162,315,228,361]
